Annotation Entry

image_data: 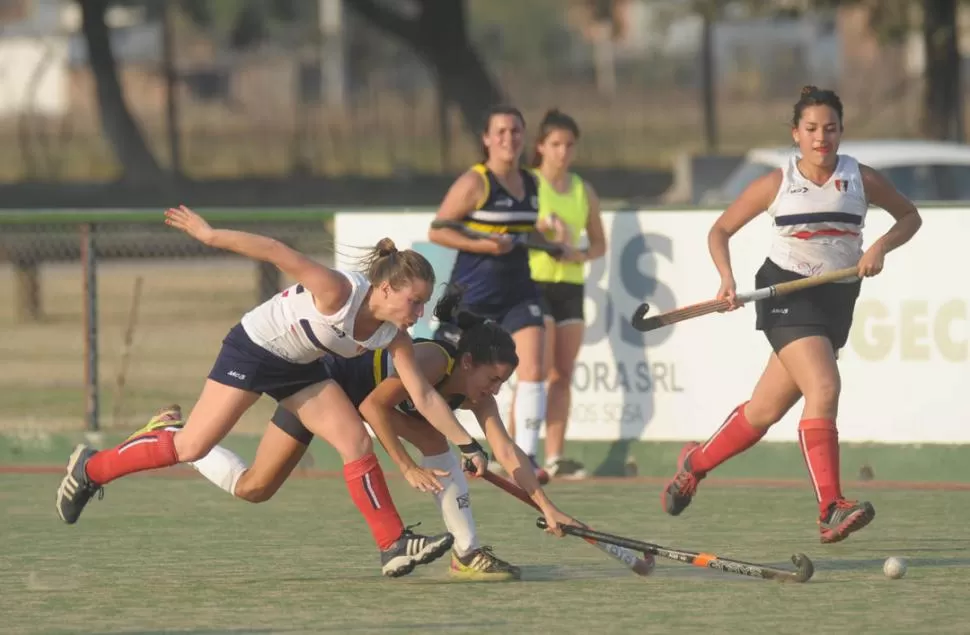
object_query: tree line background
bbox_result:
[0,0,964,195]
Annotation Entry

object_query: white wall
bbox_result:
[336,207,968,444]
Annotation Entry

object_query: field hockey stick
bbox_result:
[630,266,859,333]
[430,219,564,257]
[473,466,654,576]
[537,519,814,583]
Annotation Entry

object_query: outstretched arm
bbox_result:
[470,396,571,526]
[386,334,487,474]
[359,344,448,478]
[358,400,449,494]
[165,205,348,312]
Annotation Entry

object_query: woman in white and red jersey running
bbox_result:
[55,205,490,578]
[661,85,922,544]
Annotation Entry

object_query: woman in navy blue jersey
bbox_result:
[429,106,577,481]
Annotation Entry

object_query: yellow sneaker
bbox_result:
[125,404,184,442]
[448,546,521,581]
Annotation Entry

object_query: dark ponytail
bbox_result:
[433,284,518,368]
[357,237,435,290]
[433,284,486,331]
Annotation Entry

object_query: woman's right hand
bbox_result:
[546,213,572,244]
[541,506,582,537]
[403,465,447,494]
[165,205,215,245]
[487,235,515,255]
[717,275,741,311]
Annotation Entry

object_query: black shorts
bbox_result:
[537,281,584,325]
[754,258,861,353]
[206,323,333,402]
[434,296,545,344]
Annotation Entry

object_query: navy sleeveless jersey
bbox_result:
[448,164,541,307]
[321,338,465,413]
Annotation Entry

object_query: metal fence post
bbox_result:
[80,223,100,437]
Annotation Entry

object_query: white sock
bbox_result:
[422,450,478,557]
[189,445,248,496]
[513,380,545,457]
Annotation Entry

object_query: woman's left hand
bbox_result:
[857,245,885,278]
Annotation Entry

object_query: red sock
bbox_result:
[343,453,404,551]
[690,402,767,474]
[85,430,179,485]
[798,418,842,514]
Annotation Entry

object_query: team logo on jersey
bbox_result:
[330,326,347,338]
[788,185,808,194]
[495,197,514,208]
[834,179,849,192]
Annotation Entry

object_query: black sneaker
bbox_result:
[546,457,588,480]
[55,444,103,524]
[380,525,454,578]
[819,499,875,544]
[449,546,521,581]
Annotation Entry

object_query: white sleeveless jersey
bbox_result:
[766,154,868,277]
[240,269,399,364]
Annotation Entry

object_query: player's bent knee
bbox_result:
[547,367,573,389]
[517,363,544,383]
[334,430,373,463]
[233,475,278,503]
[173,433,216,463]
[743,400,788,429]
[804,378,841,410]
[235,484,276,503]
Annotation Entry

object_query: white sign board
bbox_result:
[335,207,968,444]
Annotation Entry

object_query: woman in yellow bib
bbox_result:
[509,109,606,479]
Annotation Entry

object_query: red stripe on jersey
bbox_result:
[791,229,859,240]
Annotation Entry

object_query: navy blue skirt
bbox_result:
[206,323,336,402]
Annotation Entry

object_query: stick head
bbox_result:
[633,553,656,576]
[630,303,652,330]
[790,553,814,583]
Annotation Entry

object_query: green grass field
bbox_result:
[3,471,969,634]
[4,234,970,633]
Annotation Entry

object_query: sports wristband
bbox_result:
[458,440,484,455]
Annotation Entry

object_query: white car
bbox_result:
[702,139,970,204]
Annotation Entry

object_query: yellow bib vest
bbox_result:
[530,171,588,285]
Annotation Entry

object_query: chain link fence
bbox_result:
[0,213,336,435]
